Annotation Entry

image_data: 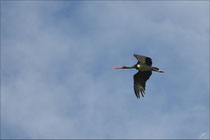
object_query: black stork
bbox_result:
[113,54,164,99]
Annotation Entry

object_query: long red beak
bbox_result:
[113,66,124,69]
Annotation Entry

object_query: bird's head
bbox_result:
[113,66,127,69]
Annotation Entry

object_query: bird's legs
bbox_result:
[157,70,164,73]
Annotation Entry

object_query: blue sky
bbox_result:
[1,1,209,139]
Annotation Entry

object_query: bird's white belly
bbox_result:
[137,64,152,71]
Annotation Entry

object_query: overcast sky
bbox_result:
[1,1,209,139]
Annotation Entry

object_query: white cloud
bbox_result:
[200,132,206,138]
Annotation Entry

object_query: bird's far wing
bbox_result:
[133,71,152,99]
[133,54,152,66]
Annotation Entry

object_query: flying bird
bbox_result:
[113,54,164,99]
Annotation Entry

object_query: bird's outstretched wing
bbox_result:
[133,71,152,99]
[134,54,152,66]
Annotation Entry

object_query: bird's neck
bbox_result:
[123,66,134,69]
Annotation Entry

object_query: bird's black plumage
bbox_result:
[134,54,152,66]
[133,54,153,98]
[134,71,152,98]
[113,54,164,99]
